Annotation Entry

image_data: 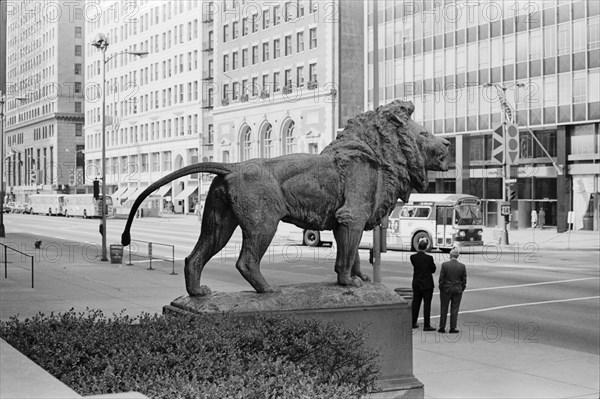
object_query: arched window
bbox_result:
[261,123,273,158]
[240,126,252,160]
[283,120,296,154]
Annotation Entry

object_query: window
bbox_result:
[75,26,82,38]
[400,206,431,218]
[163,151,171,171]
[74,82,81,93]
[573,20,586,52]
[74,102,82,112]
[284,69,292,87]
[296,66,304,87]
[242,18,248,36]
[74,45,82,56]
[297,31,304,52]
[223,83,229,100]
[263,9,270,29]
[223,24,229,42]
[261,123,273,158]
[572,71,586,103]
[309,28,317,49]
[557,23,570,55]
[252,45,258,64]
[233,82,239,100]
[274,38,280,58]
[263,42,269,61]
[309,63,317,82]
[262,74,269,94]
[252,77,258,96]
[273,5,281,25]
[590,16,600,50]
[252,13,258,32]
[241,126,252,160]
[74,63,81,74]
[273,72,280,92]
[283,120,296,154]
[242,49,248,67]
[570,124,596,155]
[75,123,83,136]
[223,54,229,71]
[232,52,238,69]
[232,21,239,39]
[285,35,292,55]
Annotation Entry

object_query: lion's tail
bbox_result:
[121,163,232,246]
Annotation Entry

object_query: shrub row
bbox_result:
[0,309,381,398]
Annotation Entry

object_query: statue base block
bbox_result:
[164,282,423,398]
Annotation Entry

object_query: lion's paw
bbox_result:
[354,273,371,282]
[188,285,212,297]
[260,285,281,294]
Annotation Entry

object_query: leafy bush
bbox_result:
[0,309,380,398]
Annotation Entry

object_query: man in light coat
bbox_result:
[438,246,467,334]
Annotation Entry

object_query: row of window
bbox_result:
[222,0,317,41]
[221,63,318,102]
[86,116,201,150]
[222,29,316,72]
[238,120,297,161]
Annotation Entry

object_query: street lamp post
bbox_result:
[0,92,27,238]
[91,34,148,260]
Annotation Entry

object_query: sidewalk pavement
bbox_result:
[1,230,599,398]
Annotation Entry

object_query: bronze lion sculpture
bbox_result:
[121,100,449,296]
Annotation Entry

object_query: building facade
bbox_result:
[84,0,207,215]
[209,0,364,176]
[368,0,600,232]
[4,0,86,202]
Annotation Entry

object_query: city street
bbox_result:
[4,212,599,356]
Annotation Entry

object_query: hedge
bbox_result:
[0,309,381,398]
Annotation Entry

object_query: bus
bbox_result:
[29,194,65,216]
[302,193,484,251]
[63,194,113,218]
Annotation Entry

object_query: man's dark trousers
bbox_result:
[412,287,434,327]
[439,289,463,330]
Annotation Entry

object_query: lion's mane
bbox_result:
[321,101,427,224]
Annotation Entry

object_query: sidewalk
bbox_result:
[1,231,598,398]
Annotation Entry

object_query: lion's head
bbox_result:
[322,99,450,202]
[379,100,450,174]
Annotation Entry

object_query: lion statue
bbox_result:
[121,100,449,296]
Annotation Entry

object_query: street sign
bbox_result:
[506,123,520,165]
[491,124,503,164]
[501,204,511,216]
[505,178,517,184]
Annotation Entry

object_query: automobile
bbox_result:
[13,203,31,214]
[3,202,17,213]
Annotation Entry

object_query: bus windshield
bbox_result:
[455,204,483,226]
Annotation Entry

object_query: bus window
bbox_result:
[455,203,483,226]
[401,206,431,218]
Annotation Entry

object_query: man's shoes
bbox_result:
[412,324,419,329]
[437,328,445,333]
[449,329,460,334]
[423,326,436,332]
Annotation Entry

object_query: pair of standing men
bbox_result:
[410,239,467,333]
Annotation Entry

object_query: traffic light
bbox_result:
[506,123,520,165]
[93,179,100,199]
[30,171,36,185]
[509,189,517,201]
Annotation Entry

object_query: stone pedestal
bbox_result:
[164,282,423,398]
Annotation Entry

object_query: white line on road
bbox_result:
[424,296,600,320]
[465,277,600,292]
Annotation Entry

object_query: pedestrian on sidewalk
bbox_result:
[438,246,467,334]
[531,208,538,229]
[410,238,437,331]
[538,208,546,230]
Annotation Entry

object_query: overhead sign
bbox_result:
[491,124,503,164]
[506,123,520,165]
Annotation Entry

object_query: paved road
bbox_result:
[5,213,599,356]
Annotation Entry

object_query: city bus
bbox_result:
[63,194,113,218]
[29,194,65,216]
[302,193,484,251]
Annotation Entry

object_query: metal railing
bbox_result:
[126,239,176,275]
[1,243,34,288]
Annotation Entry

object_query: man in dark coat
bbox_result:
[438,246,467,334]
[410,238,437,331]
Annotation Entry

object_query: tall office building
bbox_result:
[4,1,86,202]
[210,0,364,167]
[84,0,207,214]
[368,0,599,232]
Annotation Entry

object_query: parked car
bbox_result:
[13,203,31,214]
[3,202,17,213]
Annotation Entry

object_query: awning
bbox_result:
[174,186,198,201]
[111,186,128,199]
[126,187,147,202]
[150,185,172,197]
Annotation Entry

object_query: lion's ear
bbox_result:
[397,101,415,120]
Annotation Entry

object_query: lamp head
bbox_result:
[91,33,109,50]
